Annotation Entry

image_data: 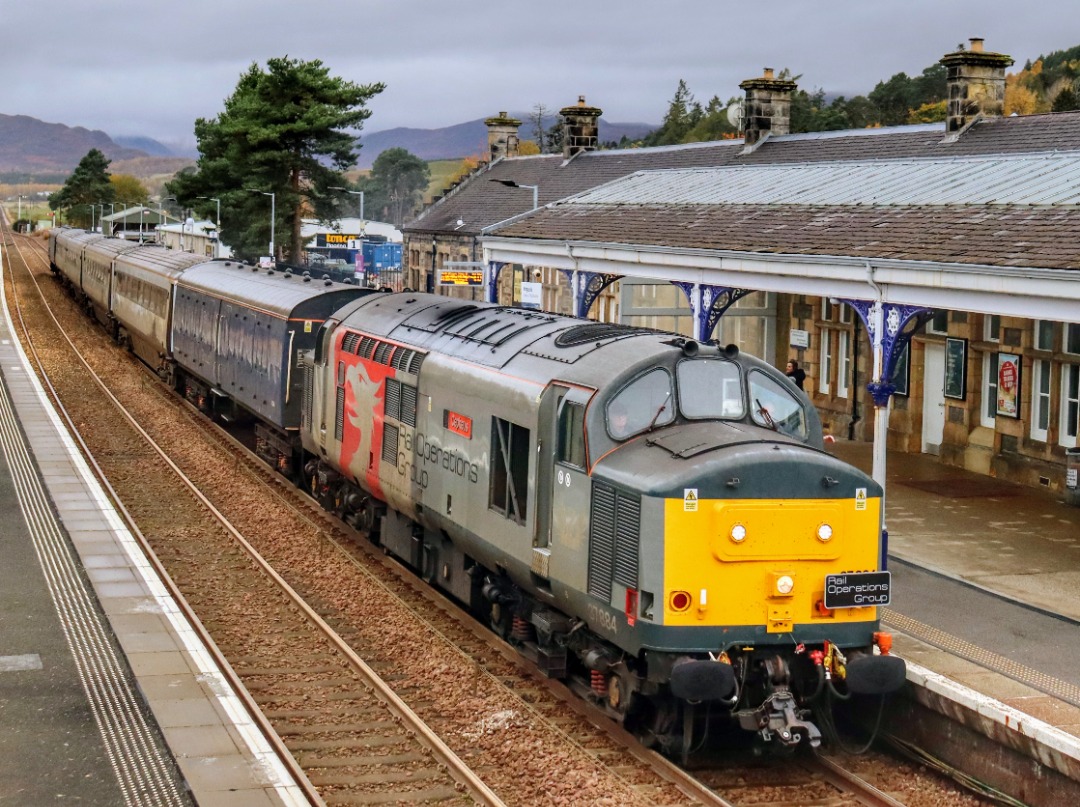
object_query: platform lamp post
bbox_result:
[245,189,275,261]
[329,186,364,221]
[98,203,105,233]
[197,196,221,257]
[87,204,95,232]
[489,179,539,210]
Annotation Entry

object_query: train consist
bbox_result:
[49,226,905,755]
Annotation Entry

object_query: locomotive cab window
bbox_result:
[556,401,586,469]
[748,370,808,439]
[677,359,745,419]
[607,368,675,440]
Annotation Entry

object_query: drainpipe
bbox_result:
[849,314,862,440]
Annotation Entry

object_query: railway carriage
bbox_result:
[49,227,104,301]
[78,238,147,330]
[111,246,211,376]
[171,262,377,472]
[301,293,906,753]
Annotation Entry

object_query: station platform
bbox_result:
[829,440,1080,743]
[0,255,307,805]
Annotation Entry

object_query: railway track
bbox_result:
[2,220,990,806]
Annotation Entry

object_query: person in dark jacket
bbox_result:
[786,360,806,391]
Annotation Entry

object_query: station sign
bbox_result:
[438,262,485,287]
[317,233,361,246]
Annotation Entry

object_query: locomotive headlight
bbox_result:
[730,524,747,543]
[776,575,795,595]
[816,523,833,542]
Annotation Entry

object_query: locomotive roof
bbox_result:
[339,292,698,375]
[177,261,375,320]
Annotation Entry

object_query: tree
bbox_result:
[48,149,114,229]
[359,148,430,227]
[1052,85,1080,112]
[530,103,551,153]
[166,57,385,262]
[641,80,703,146]
[110,174,149,207]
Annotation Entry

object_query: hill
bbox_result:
[0,114,148,173]
[356,115,655,168]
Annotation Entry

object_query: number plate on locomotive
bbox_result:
[824,572,892,609]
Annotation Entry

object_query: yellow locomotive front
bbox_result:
[584,347,905,749]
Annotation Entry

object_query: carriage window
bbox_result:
[677,359,744,419]
[748,370,808,439]
[607,368,674,440]
[557,402,586,469]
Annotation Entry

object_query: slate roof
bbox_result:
[404,112,1080,240]
[489,203,1080,271]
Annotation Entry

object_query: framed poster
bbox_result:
[944,338,967,400]
[890,343,910,396]
[996,353,1022,418]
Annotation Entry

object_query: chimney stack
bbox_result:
[739,67,797,147]
[485,111,521,161]
[940,38,1014,134]
[559,96,602,159]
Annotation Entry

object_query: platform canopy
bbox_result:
[483,152,1080,323]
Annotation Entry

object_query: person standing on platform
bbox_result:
[786,359,806,391]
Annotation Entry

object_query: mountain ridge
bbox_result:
[0,112,656,176]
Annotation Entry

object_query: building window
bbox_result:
[490,417,530,523]
[981,352,998,429]
[1031,360,1052,443]
[927,311,949,335]
[821,298,833,322]
[1035,320,1055,351]
[838,302,852,324]
[1062,364,1079,448]
[819,330,832,395]
[1066,324,1080,356]
[837,330,851,398]
[984,314,1001,342]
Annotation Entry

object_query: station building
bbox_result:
[402,39,1080,496]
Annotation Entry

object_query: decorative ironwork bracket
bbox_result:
[843,300,935,406]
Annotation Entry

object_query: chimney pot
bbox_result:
[560,96,603,158]
[484,111,522,161]
[940,39,1013,134]
[739,69,798,148]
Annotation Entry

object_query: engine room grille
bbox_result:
[587,481,641,600]
[382,424,399,464]
[341,332,361,354]
[334,386,345,442]
[301,364,314,431]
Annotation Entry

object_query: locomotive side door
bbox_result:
[535,383,594,589]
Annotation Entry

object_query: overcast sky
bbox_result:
[2,1,1075,151]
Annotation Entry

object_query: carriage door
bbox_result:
[533,383,593,587]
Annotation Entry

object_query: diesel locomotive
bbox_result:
[49,227,905,754]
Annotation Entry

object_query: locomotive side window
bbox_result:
[677,359,745,419]
[607,368,674,440]
[556,401,586,469]
[748,370,808,439]
[490,417,530,524]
